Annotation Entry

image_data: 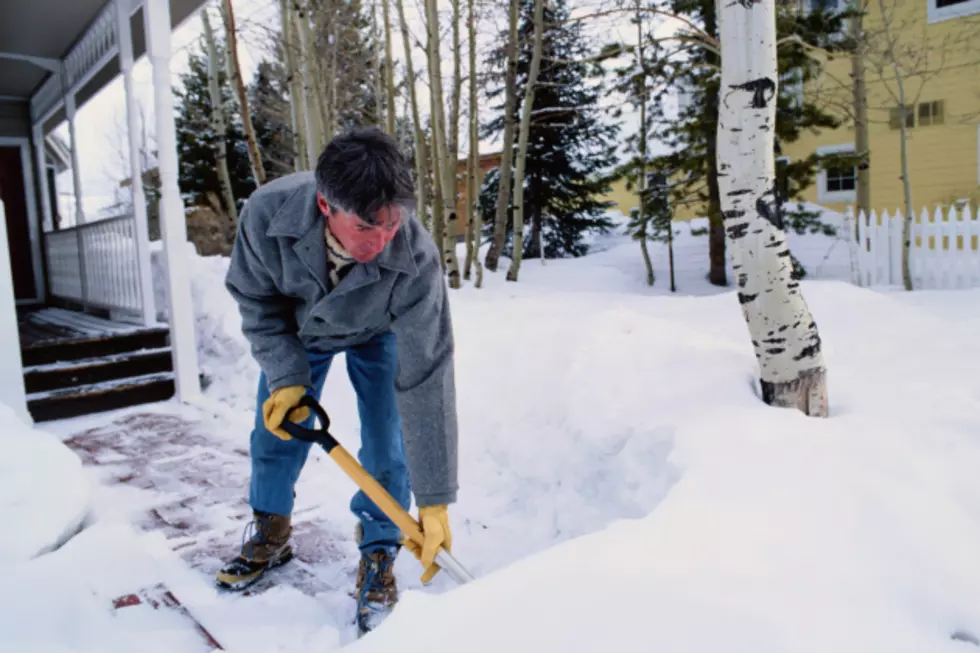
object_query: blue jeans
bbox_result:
[248,331,411,554]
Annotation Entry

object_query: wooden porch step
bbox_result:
[24,347,174,394]
[20,327,171,367]
[27,372,177,423]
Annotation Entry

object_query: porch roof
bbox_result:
[0,0,206,130]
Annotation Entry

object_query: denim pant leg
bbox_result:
[249,350,335,516]
[345,332,411,553]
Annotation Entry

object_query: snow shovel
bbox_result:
[280,395,475,585]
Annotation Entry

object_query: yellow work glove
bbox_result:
[403,504,452,584]
[261,385,309,440]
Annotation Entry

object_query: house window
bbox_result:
[927,0,980,23]
[889,106,915,130]
[918,100,944,126]
[825,165,856,193]
[816,143,857,203]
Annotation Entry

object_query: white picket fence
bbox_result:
[845,203,980,289]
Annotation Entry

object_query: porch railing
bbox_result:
[42,213,145,317]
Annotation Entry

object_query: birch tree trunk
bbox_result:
[876,0,913,291]
[635,0,653,286]
[448,0,462,185]
[465,0,482,287]
[202,10,237,222]
[293,1,322,167]
[425,0,461,288]
[280,0,306,170]
[383,0,396,135]
[717,0,828,416]
[484,0,519,272]
[372,0,385,127]
[506,0,545,282]
[221,0,266,185]
[394,0,429,229]
[850,6,870,224]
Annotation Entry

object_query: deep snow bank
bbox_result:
[344,281,980,653]
[0,402,90,562]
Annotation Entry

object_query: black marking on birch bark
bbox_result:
[730,77,776,108]
[766,347,785,355]
[779,325,789,332]
[727,223,749,240]
[795,339,822,361]
[777,249,791,257]
[728,189,752,197]
[738,273,748,288]
[738,292,758,305]
[728,0,763,7]
[787,281,799,290]
[763,337,786,345]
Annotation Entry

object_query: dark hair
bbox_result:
[314,127,416,225]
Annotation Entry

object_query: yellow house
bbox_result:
[782,0,980,216]
[599,0,980,221]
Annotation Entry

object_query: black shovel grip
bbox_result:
[280,395,339,452]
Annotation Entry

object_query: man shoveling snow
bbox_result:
[219,127,460,634]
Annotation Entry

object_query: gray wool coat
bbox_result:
[224,171,458,507]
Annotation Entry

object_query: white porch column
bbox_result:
[144,0,201,401]
[0,201,31,425]
[32,125,53,233]
[63,88,85,225]
[116,0,157,327]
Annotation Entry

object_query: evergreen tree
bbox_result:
[249,59,296,180]
[174,43,253,212]
[655,0,848,283]
[480,0,621,259]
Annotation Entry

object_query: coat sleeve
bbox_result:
[224,201,311,392]
[388,232,459,508]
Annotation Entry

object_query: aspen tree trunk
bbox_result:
[202,10,237,222]
[221,0,266,185]
[850,7,870,224]
[373,0,385,127]
[395,0,430,229]
[717,0,828,416]
[635,0,653,286]
[448,0,462,184]
[506,0,544,282]
[293,1,322,167]
[318,1,338,142]
[875,0,913,291]
[430,128,446,259]
[383,0,396,135]
[425,0,461,287]
[485,0,519,272]
[465,0,482,286]
[307,5,330,146]
[280,0,306,170]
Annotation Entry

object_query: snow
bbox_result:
[6,205,980,652]
[0,402,90,562]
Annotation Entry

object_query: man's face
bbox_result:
[317,192,403,263]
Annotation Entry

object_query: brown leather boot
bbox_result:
[353,522,400,635]
[215,510,293,591]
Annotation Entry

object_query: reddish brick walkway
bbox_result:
[63,411,353,598]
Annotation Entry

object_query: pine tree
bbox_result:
[480,0,621,259]
[174,44,253,212]
[656,0,848,283]
[249,59,296,179]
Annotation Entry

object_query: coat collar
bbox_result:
[264,179,419,289]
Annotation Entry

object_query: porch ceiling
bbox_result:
[0,0,106,98]
[0,0,207,115]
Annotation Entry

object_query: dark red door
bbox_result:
[0,146,36,301]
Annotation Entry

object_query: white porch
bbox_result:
[0,0,206,423]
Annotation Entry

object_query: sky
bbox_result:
[58,0,681,218]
